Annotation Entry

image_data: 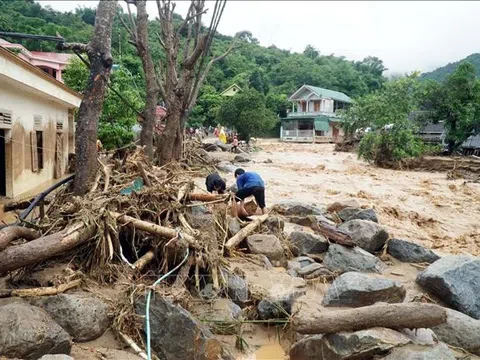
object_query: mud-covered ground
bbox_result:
[207,140,480,257]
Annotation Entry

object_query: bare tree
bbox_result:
[119,0,159,160]
[58,0,117,195]
[154,0,247,165]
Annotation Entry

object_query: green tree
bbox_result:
[187,85,224,128]
[63,57,144,150]
[422,62,480,152]
[266,93,289,118]
[217,90,276,141]
[343,75,426,165]
[303,45,319,59]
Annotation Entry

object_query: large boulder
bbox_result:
[257,289,304,320]
[288,231,328,256]
[323,272,406,307]
[326,199,361,213]
[381,343,456,360]
[247,234,284,261]
[388,239,440,263]
[289,328,411,360]
[324,244,387,274]
[217,161,237,173]
[234,154,250,163]
[213,139,230,151]
[338,219,389,253]
[346,208,379,223]
[136,297,233,360]
[186,205,214,229]
[272,201,324,216]
[228,217,242,236]
[416,255,480,319]
[30,292,111,342]
[337,207,362,222]
[264,216,285,234]
[192,298,242,335]
[431,308,480,355]
[0,299,71,359]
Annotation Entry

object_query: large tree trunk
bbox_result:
[70,0,116,195]
[294,303,447,334]
[156,107,184,165]
[0,226,40,251]
[0,223,95,274]
[136,0,159,160]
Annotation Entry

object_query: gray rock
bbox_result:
[136,297,233,360]
[257,293,300,320]
[287,256,316,273]
[247,234,284,261]
[186,205,214,229]
[432,308,480,355]
[0,301,71,359]
[400,328,438,346]
[290,328,411,360]
[234,154,250,163]
[273,201,324,216]
[39,356,74,360]
[217,161,237,173]
[338,207,362,221]
[324,244,387,274]
[30,292,111,342]
[323,272,406,307]
[382,343,456,360]
[338,219,389,253]
[417,255,480,319]
[204,143,221,152]
[388,239,440,263]
[224,271,249,305]
[297,263,335,280]
[288,215,336,228]
[214,139,230,151]
[348,208,379,223]
[288,231,329,256]
[264,216,285,234]
[326,199,361,213]
[192,298,242,335]
[228,217,242,236]
[196,148,213,162]
[198,283,220,300]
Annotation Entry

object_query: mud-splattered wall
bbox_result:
[0,85,73,198]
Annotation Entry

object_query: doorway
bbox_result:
[0,129,6,196]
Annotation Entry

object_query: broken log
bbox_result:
[294,303,447,334]
[137,162,152,187]
[225,214,269,250]
[3,199,33,212]
[289,216,355,247]
[0,226,41,251]
[111,212,199,249]
[0,279,82,298]
[133,250,155,271]
[0,223,95,274]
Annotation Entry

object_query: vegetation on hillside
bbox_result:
[421,54,480,82]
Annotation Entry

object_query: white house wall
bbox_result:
[0,83,71,198]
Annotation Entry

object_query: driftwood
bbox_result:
[187,193,227,202]
[0,223,95,274]
[3,199,33,212]
[111,212,199,249]
[225,214,269,250]
[289,216,354,247]
[137,162,152,187]
[0,279,82,298]
[294,303,447,334]
[133,250,155,271]
[118,331,148,360]
[0,226,41,251]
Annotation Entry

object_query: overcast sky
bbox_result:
[39,1,480,75]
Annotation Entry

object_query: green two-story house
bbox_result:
[281,85,352,143]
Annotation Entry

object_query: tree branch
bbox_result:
[125,1,138,42]
[182,34,207,70]
[117,6,136,44]
[57,42,90,54]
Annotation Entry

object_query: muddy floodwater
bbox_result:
[207,140,480,257]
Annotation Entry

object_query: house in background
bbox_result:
[0,46,81,198]
[280,85,352,143]
[220,84,242,97]
[418,121,480,155]
[0,38,73,83]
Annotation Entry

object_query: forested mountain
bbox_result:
[421,53,480,82]
[0,0,387,98]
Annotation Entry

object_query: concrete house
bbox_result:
[280,85,352,143]
[0,46,81,198]
[220,84,242,97]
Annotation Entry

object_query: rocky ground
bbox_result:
[0,139,479,360]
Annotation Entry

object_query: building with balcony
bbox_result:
[280,85,352,143]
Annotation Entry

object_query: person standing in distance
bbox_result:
[232,168,266,217]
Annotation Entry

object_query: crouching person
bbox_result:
[232,168,266,218]
[206,172,226,194]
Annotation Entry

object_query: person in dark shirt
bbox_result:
[205,172,226,194]
[232,168,266,217]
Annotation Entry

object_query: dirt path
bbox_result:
[207,140,480,256]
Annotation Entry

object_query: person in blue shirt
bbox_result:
[232,168,266,217]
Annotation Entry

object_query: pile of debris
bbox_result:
[0,144,479,360]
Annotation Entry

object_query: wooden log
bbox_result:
[288,216,355,247]
[111,212,199,249]
[3,199,33,212]
[137,162,152,187]
[0,226,41,251]
[294,303,447,334]
[133,250,155,271]
[225,214,269,250]
[0,279,82,298]
[187,193,227,202]
[0,223,94,274]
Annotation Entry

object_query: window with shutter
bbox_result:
[30,132,38,172]
[0,110,12,129]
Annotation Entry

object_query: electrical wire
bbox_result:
[145,243,189,360]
